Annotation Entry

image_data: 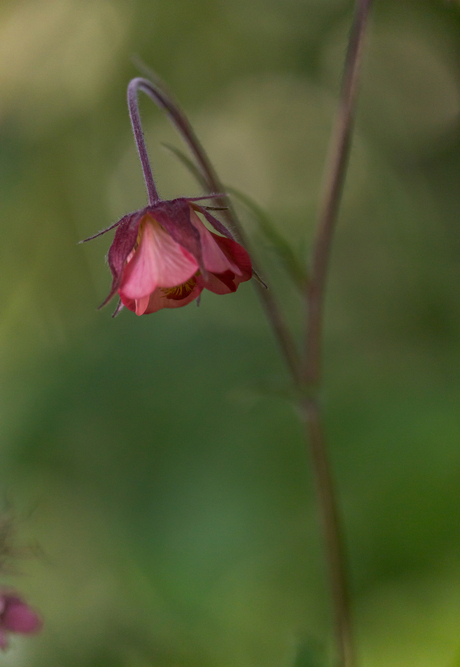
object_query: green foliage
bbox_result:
[225,186,308,290]
[293,639,327,667]
[1,0,460,665]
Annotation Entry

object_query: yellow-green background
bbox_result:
[1,0,460,665]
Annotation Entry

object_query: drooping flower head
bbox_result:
[0,591,42,651]
[83,77,252,316]
[90,197,252,316]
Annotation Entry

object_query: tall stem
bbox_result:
[127,79,160,206]
[304,0,373,386]
[303,401,354,666]
[131,76,301,383]
[302,1,373,666]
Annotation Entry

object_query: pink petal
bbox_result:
[190,212,242,275]
[134,295,150,316]
[210,234,253,282]
[150,200,204,271]
[120,218,198,300]
[196,232,252,295]
[120,282,202,315]
[146,282,203,313]
[2,597,42,634]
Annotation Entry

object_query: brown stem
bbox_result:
[302,1,373,665]
[303,398,355,667]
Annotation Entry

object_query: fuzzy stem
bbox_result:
[302,1,373,666]
[127,79,160,206]
[131,75,302,383]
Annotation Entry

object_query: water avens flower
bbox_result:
[0,592,42,650]
[91,197,252,315]
[83,78,252,316]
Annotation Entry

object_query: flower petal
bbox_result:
[148,199,204,272]
[190,212,243,275]
[146,282,203,313]
[134,295,150,316]
[120,281,202,315]
[196,232,252,295]
[120,218,198,300]
[2,597,42,634]
[196,270,237,294]
[211,234,253,281]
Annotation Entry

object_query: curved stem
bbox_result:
[129,77,244,243]
[302,1,373,666]
[127,79,160,206]
[131,75,302,383]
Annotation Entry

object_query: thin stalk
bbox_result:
[302,1,373,666]
[303,401,354,667]
[127,79,160,205]
[128,78,239,236]
[131,75,301,383]
[304,0,372,386]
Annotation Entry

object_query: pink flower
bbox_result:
[86,197,252,316]
[0,592,42,650]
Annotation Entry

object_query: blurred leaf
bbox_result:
[226,186,308,290]
[293,638,327,667]
[226,378,299,410]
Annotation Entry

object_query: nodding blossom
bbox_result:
[85,197,252,316]
[0,592,42,650]
[83,77,253,316]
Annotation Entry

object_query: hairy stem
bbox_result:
[127,79,160,206]
[301,1,373,666]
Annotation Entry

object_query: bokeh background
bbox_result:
[1,0,460,665]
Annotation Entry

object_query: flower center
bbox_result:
[162,276,197,300]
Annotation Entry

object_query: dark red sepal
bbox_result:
[79,217,125,243]
[98,209,145,309]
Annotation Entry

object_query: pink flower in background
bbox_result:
[0,592,42,650]
[86,197,252,316]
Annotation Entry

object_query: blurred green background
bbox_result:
[1,0,460,665]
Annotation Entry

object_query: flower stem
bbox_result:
[132,75,302,383]
[127,79,160,206]
[302,399,354,667]
[302,1,373,666]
